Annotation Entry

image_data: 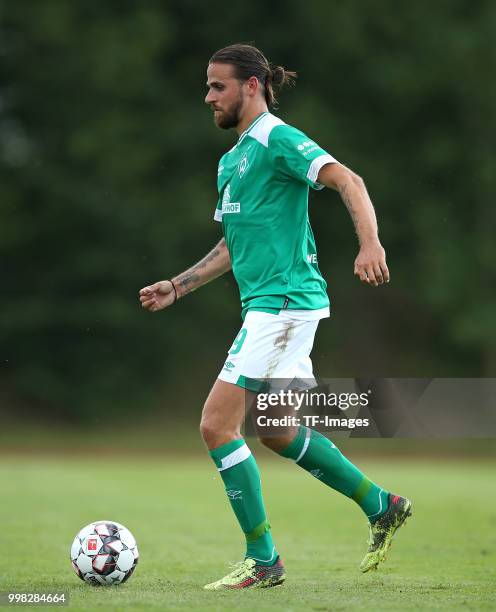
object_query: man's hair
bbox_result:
[209,43,297,107]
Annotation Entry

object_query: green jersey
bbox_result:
[214,112,336,319]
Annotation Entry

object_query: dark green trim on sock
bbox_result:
[352,477,373,503]
[279,425,308,459]
[246,519,271,542]
[209,438,245,469]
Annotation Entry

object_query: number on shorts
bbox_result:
[230,328,247,354]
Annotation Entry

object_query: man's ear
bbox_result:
[245,75,260,97]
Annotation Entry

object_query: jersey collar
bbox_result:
[237,112,269,147]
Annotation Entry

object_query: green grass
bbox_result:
[1,453,495,611]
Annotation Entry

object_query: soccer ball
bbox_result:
[70,520,139,585]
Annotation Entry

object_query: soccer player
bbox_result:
[140,44,412,590]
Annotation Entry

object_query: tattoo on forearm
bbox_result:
[195,249,220,269]
[177,273,201,288]
[175,241,228,290]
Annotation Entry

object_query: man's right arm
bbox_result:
[139,238,231,312]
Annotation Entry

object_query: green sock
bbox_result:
[279,426,390,521]
[209,439,278,565]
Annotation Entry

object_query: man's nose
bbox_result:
[205,90,215,104]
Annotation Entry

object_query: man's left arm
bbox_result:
[317,163,390,287]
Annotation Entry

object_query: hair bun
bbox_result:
[270,65,285,86]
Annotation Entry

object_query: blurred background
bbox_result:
[1,0,495,447]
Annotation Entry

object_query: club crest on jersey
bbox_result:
[238,153,249,178]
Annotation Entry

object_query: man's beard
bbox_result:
[215,95,243,130]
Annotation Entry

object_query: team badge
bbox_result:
[238,153,249,178]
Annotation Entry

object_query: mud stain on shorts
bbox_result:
[263,321,296,379]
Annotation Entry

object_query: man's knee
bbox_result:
[199,417,216,446]
[200,406,241,449]
[200,379,246,449]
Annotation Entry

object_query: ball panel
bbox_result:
[94,523,110,537]
[104,538,123,554]
[120,564,137,584]
[70,537,82,561]
[105,569,125,584]
[119,528,136,549]
[71,560,83,580]
[76,553,93,574]
[116,549,134,572]
[92,554,114,573]
[109,521,126,530]
[94,522,120,538]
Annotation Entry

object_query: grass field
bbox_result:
[1,451,495,611]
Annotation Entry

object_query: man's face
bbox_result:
[205,63,244,130]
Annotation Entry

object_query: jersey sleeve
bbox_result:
[268,124,337,190]
[214,158,226,222]
[214,197,222,222]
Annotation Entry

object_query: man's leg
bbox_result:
[260,426,411,572]
[261,426,389,520]
[201,379,284,589]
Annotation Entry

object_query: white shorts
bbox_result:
[218,308,329,391]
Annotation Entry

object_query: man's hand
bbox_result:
[354,241,390,287]
[139,239,231,314]
[317,163,390,288]
[139,281,176,312]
